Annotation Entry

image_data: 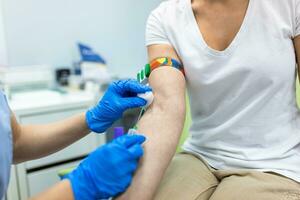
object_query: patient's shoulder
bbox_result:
[151,0,186,18]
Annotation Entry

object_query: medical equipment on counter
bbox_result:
[56,68,71,86]
[81,62,111,84]
[0,65,54,98]
[68,74,83,91]
[78,43,106,64]
[78,43,111,84]
[0,65,100,111]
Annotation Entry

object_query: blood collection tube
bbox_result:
[113,127,124,139]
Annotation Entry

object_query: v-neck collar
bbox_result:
[185,0,254,57]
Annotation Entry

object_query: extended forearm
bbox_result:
[119,106,185,199]
[13,113,90,163]
[116,68,186,200]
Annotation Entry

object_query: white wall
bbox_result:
[1,0,162,77]
[0,0,8,66]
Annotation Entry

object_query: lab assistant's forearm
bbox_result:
[116,69,186,200]
[13,113,90,163]
[30,180,74,200]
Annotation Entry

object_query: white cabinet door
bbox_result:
[27,161,80,197]
[6,166,19,200]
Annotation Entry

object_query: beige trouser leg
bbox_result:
[154,153,218,200]
[153,153,300,200]
[209,170,300,200]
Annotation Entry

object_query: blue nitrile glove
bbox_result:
[66,134,146,200]
[86,79,152,133]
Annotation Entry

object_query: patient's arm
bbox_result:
[116,44,186,200]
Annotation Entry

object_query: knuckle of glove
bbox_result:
[106,145,130,167]
[109,81,119,90]
[114,100,125,112]
[130,145,144,158]
[114,80,125,94]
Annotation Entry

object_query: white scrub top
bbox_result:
[0,91,12,199]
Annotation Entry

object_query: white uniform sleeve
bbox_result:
[145,7,171,46]
[295,0,300,37]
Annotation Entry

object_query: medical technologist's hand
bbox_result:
[66,134,146,200]
[86,79,152,133]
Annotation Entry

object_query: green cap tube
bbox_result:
[137,72,141,82]
[141,69,145,80]
[145,64,151,77]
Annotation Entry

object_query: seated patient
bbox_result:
[116,0,300,199]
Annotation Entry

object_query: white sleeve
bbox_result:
[295,0,300,37]
[145,8,171,46]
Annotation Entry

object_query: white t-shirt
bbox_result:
[146,0,300,182]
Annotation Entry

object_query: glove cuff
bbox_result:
[66,167,98,200]
[85,110,94,132]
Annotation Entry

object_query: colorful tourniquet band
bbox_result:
[137,57,184,83]
[134,57,184,129]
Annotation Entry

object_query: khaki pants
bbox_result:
[154,153,300,200]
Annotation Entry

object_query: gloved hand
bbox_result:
[86,79,151,133]
[67,134,146,200]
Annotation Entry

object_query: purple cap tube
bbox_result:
[114,127,125,139]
